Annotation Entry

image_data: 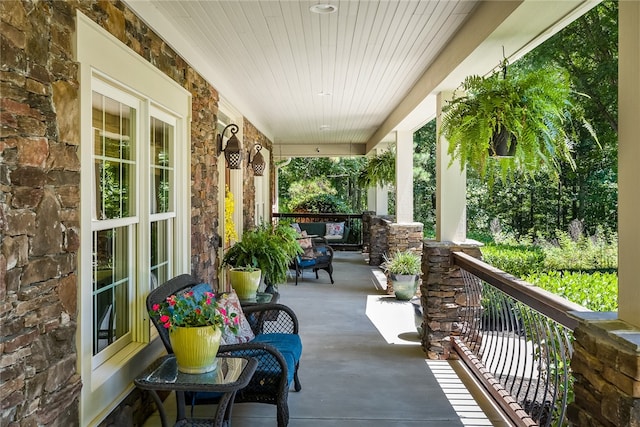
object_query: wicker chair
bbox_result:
[147,274,302,427]
[293,241,334,286]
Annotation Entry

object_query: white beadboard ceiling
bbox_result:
[124,0,598,158]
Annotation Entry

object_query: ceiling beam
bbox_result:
[274,143,367,159]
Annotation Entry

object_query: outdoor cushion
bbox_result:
[325,222,345,237]
[298,230,313,249]
[218,290,255,344]
[252,333,303,385]
[324,234,344,241]
[296,257,316,268]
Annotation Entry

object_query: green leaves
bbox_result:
[222,223,302,286]
[357,148,396,188]
[440,63,593,183]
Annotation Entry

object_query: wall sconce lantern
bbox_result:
[249,144,265,176]
[218,123,242,169]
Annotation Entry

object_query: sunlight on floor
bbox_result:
[365,294,421,345]
[430,360,513,427]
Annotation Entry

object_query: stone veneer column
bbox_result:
[368,216,392,266]
[361,211,375,253]
[385,222,423,294]
[567,312,640,427]
[420,240,482,359]
[387,222,424,255]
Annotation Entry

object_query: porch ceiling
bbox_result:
[125,0,598,158]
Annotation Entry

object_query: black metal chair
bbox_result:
[147,274,302,427]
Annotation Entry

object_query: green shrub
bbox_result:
[525,270,618,312]
[540,227,618,271]
[481,244,545,277]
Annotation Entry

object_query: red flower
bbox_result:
[160,315,170,323]
[152,303,160,311]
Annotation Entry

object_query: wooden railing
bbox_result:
[452,251,590,427]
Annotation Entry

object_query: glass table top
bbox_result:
[140,356,249,387]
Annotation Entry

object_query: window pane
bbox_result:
[93,91,136,219]
[94,160,133,219]
[150,220,170,290]
[93,227,130,355]
[150,117,173,214]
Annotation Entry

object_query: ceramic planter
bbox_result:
[169,325,221,374]
[390,273,419,301]
[229,268,262,301]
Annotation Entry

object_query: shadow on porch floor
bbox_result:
[143,251,510,426]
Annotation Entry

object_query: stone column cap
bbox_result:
[569,311,640,353]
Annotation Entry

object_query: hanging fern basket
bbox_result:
[489,128,517,157]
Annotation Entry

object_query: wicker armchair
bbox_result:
[293,241,334,285]
[147,274,302,427]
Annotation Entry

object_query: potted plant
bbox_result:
[357,147,396,188]
[381,250,422,300]
[149,287,238,373]
[222,222,302,294]
[440,60,596,182]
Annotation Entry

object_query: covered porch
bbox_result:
[144,251,509,426]
[2,1,640,426]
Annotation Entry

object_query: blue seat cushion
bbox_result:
[252,333,302,386]
[186,333,302,405]
[297,257,316,268]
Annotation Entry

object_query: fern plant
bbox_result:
[222,222,302,288]
[357,148,396,187]
[440,61,596,182]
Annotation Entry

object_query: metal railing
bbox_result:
[452,251,590,427]
[272,212,363,249]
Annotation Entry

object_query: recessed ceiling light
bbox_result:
[317,91,332,96]
[320,125,330,131]
[310,4,337,14]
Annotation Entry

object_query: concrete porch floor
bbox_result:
[143,251,510,426]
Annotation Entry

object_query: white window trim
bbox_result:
[77,12,191,426]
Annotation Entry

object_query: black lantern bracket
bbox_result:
[217,123,242,169]
[248,143,266,176]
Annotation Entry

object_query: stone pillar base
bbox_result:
[421,240,482,360]
[568,312,640,427]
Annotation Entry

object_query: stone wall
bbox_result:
[420,240,482,359]
[367,215,393,266]
[243,119,273,231]
[387,222,423,255]
[1,1,84,425]
[384,222,424,294]
[361,211,375,253]
[568,312,640,427]
[1,1,270,425]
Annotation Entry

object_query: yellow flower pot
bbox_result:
[169,325,222,374]
[229,268,262,301]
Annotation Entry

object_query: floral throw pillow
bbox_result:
[325,222,345,237]
[298,230,313,249]
[218,290,255,345]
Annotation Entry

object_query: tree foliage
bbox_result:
[278,157,366,213]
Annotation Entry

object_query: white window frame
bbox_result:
[77,12,191,426]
